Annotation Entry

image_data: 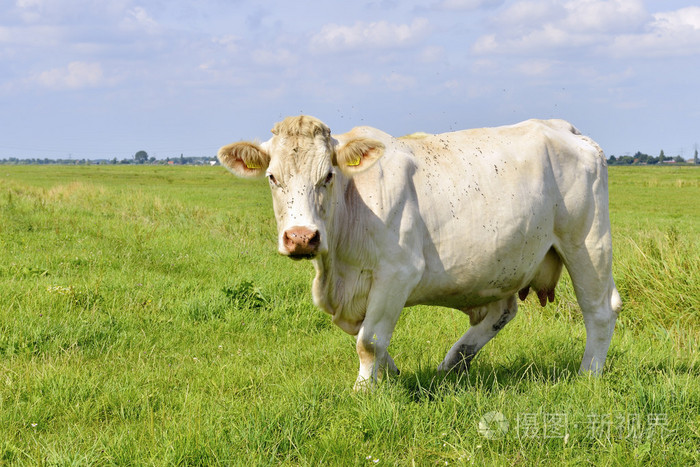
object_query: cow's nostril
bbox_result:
[282,227,321,258]
[308,230,320,247]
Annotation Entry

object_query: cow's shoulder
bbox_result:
[333,126,418,173]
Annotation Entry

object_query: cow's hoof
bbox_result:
[437,360,470,375]
[387,361,400,377]
[353,377,375,392]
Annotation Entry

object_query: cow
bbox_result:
[217,115,622,390]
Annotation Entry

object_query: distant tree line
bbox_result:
[608,148,699,166]
[0,150,217,166]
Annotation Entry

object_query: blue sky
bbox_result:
[1,0,699,160]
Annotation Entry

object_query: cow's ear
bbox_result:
[217,142,270,178]
[334,138,385,176]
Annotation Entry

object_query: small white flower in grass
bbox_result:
[373,460,379,464]
[366,456,372,460]
[31,423,37,427]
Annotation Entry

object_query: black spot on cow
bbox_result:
[454,343,477,370]
[492,308,511,332]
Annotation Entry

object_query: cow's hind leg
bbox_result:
[568,259,621,375]
[557,238,622,375]
[438,295,518,374]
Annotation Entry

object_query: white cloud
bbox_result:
[32,61,105,89]
[121,6,159,33]
[493,0,646,32]
[611,6,700,57]
[310,18,429,53]
[473,22,579,54]
[655,6,700,31]
[477,1,698,59]
[561,0,647,33]
[472,0,649,55]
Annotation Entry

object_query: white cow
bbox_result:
[218,116,622,390]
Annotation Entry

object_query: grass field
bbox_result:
[0,164,698,465]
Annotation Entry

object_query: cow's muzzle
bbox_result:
[282,226,321,259]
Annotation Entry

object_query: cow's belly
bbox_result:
[405,195,555,308]
[406,270,529,309]
[406,243,552,308]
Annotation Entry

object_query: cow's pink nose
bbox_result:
[282,227,321,258]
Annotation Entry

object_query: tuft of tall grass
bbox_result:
[615,226,699,328]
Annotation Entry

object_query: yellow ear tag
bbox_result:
[347,156,361,167]
[245,161,261,169]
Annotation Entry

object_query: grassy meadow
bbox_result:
[0,164,698,465]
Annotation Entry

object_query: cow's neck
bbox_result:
[310,176,374,336]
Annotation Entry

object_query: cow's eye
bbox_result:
[267,173,278,186]
[323,171,334,185]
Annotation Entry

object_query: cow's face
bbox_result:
[218,116,384,260]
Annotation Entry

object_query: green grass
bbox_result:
[0,165,698,465]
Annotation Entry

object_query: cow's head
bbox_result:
[218,116,385,259]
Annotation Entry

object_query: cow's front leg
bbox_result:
[354,312,401,391]
[353,273,413,391]
[438,295,518,374]
[351,247,423,391]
